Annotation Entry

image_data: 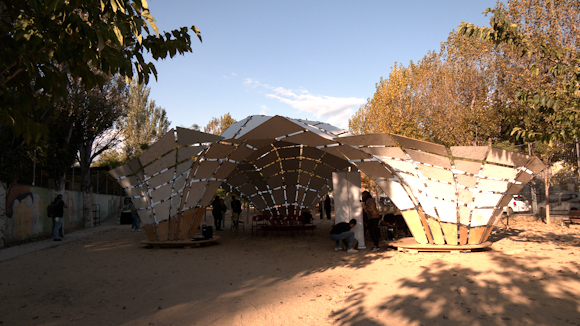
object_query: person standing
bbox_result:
[324,194,331,220]
[212,196,223,231]
[130,202,141,232]
[362,190,381,251]
[329,219,358,253]
[51,194,67,241]
[231,195,242,228]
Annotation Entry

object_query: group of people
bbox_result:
[328,190,383,253]
[212,195,242,231]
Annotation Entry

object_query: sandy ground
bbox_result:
[1,213,579,326]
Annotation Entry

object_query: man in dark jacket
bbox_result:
[231,195,242,228]
[329,219,358,253]
[51,194,67,241]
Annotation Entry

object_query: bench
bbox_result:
[567,210,580,224]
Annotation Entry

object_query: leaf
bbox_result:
[112,25,123,46]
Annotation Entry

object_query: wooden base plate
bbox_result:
[386,237,492,253]
[140,235,220,248]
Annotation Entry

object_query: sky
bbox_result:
[145,0,500,131]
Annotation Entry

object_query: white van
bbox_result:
[537,192,580,216]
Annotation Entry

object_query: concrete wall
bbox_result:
[5,184,124,244]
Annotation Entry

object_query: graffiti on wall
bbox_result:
[4,185,123,243]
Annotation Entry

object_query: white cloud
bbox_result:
[243,80,365,129]
[223,72,238,80]
[259,105,268,115]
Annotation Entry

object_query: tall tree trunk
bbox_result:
[80,142,93,228]
[545,163,551,225]
[0,181,7,248]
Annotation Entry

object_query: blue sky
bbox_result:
[145,0,500,130]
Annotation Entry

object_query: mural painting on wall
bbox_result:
[110,115,544,246]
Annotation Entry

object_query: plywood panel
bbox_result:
[473,193,503,208]
[286,186,298,203]
[481,225,494,243]
[173,175,187,194]
[267,174,284,189]
[228,145,255,162]
[109,163,133,179]
[382,159,415,174]
[506,183,523,196]
[156,220,169,241]
[515,171,533,184]
[470,208,493,227]
[441,223,458,245]
[401,210,428,244]
[177,208,195,239]
[214,161,237,179]
[303,190,319,208]
[355,161,394,180]
[277,146,301,158]
[284,131,335,147]
[188,208,207,238]
[177,146,203,162]
[334,133,397,146]
[459,226,468,245]
[250,195,267,211]
[336,145,371,160]
[365,147,408,159]
[176,127,223,145]
[415,211,432,244]
[300,159,317,172]
[133,196,150,209]
[416,193,437,217]
[434,199,457,223]
[143,224,157,241]
[481,164,517,180]
[454,160,482,175]
[240,115,304,140]
[457,175,477,189]
[458,188,474,205]
[497,194,512,208]
[272,189,285,205]
[168,218,178,241]
[391,134,448,156]
[125,186,145,197]
[200,181,222,206]
[260,162,282,178]
[148,168,175,189]
[427,217,445,245]
[138,209,154,225]
[176,161,192,176]
[254,151,278,168]
[203,143,235,160]
[226,173,249,187]
[140,130,176,166]
[478,179,509,192]
[425,181,456,200]
[459,206,471,226]
[119,176,139,188]
[450,146,488,161]
[184,182,206,208]
[144,150,177,176]
[193,161,220,179]
[468,226,486,245]
[487,148,529,167]
[153,200,171,222]
[151,184,173,204]
[281,159,300,171]
[376,180,415,210]
[283,171,299,185]
[407,149,451,169]
[313,164,334,179]
[417,165,454,183]
[525,157,545,174]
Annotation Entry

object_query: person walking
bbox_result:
[212,196,223,231]
[231,195,242,228]
[362,190,381,251]
[50,194,67,241]
[324,195,332,220]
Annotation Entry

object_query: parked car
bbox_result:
[503,195,531,216]
[537,192,580,216]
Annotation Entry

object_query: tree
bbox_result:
[72,75,128,227]
[204,113,236,136]
[118,79,170,161]
[0,0,201,142]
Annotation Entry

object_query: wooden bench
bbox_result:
[567,210,580,224]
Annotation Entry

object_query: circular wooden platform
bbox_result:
[386,237,492,253]
[140,235,220,248]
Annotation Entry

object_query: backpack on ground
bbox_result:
[202,224,213,240]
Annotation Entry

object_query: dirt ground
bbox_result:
[1,214,579,326]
